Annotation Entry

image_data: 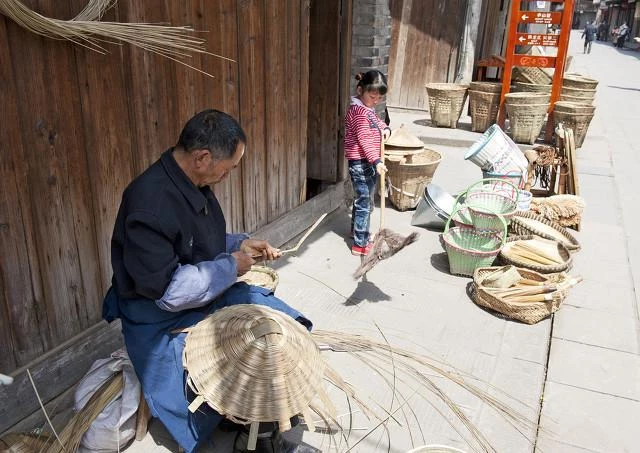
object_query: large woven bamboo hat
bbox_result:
[183,304,329,430]
[386,124,424,148]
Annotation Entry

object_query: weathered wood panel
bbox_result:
[306,0,341,182]
[0,0,315,384]
[388,0,468,110]
[237,0,268,233]
[6,0,99,345]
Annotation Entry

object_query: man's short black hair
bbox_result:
[177,109,246,160]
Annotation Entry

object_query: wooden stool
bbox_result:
[475,55,505,82]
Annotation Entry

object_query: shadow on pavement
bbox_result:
[344,276,391,306]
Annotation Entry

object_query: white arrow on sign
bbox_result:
[521,14,529,21]
[519,36,526,43]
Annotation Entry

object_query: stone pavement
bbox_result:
[129,31,640,453]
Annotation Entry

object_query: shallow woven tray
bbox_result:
[499,235,572,273]
[509,211,581,252]
[237,266,279,291]
[472,266,567,324]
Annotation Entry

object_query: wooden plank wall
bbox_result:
[0,0,310,376]
[387,0,468,110]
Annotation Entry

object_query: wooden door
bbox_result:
[387,0,468,110]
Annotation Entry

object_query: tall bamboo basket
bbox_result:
[469,90,500,132]
[425,83,469,128]
[505,103,549,145]
[553,110,595,148]
[386,149,443,211]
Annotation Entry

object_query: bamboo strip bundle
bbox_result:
[0,0,232,75]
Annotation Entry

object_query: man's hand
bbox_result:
[240,238,282,261]
[232,251,255,276]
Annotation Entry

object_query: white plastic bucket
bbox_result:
[465,124,527,173]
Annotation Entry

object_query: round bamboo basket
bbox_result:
[505,103,549,145]
[553,110,595,148]
[553,101,596,114]
[499,235,572,273]
[563,73,599,90]
[183,304,326,427]
[509,211,581,251]
[472,267,567,324]
[513,81,552,93]
[386,148,443,211]
[425,83,469,128]
[512,66,553,85]
[504,92,551,105]
[561,86,596,99]
[558,94,593,105]
[469,81,502,93]
[468,90,500,132]
[237,266,279,292]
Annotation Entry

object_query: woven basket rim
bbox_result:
[510,211,581,251]
[441,227,504,256]
[237,265,279,291]
[500,235,572,273]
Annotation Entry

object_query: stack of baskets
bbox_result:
[504,92,550,145]
[468,81,502,132]
[425,83,469,128]
[440,179,518,277]
[554,74,599,147]
[512,65,553,86]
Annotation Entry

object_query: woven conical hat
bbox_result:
[183,304,327,428]
[385,124,424,148]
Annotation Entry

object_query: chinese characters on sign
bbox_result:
[516,33,560,47]
[519,12,562,25]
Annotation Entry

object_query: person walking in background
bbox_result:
[344,70,391,256]
[615,22,630,48]
[597,20,609,41]
[582,21,597,53]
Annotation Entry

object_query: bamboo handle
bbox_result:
[507,293,557,303]
[380,139,385,230]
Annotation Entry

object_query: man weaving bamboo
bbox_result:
[102,109,314,453]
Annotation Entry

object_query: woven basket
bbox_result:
[440,204,506,277]
[561,86,596,99]
[425,83,469,128]
[471,267,566,324]
[481,170,525,189]
[553,110,594,148]
[183,305,328,428]
[469,81,502,93]
[512,66,553,85]
[509,211,581,251]
[563,73,599,90]
[499,235,572,273]
[386,149,443,211]
[559,94,593,105]
[504,92,551,105]
[513,82,552,93]
[553,101,596,114]
[505,103,549,145]
[237,265,279,291]
[466,192,518,231]
[469,90,500,132]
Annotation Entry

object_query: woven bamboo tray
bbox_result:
[237,266,279,291]
[472,267,567,324]
[499,235,572,273]
[509,211,581,251]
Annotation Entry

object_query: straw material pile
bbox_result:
[0,0,230,75]
[529,195,585,227]
[183,304,537,452]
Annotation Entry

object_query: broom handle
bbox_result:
[380,138,385,230]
